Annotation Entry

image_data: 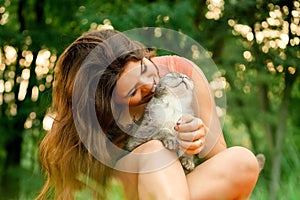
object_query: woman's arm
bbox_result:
[171,57,260,199]
[152,55,226,159]
[157,55,226,159]
[189,61,227,159]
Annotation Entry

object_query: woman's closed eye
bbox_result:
[126,87,137,97]
[141,60,147,74]
[129,89,137,97]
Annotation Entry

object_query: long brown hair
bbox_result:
[37,29,150,199]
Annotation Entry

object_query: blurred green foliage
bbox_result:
[0,0,299,199]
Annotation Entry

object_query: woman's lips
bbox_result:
[142,79,157,103]
[142,93,154,103]
[151,78,157,92]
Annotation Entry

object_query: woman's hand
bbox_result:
[174,115,207,155]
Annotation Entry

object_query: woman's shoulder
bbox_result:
[152,55,193,77]
[151,55,188,64]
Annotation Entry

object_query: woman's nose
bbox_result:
[139,77,151,90]
[139,75,153,86]
[140,74,152,83]
[140,83,153,94]
[139,75,154,93]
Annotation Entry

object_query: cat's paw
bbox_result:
[159,128,177,150]
[125,140,141,151]
[125,143,135,151]
[162,138,178,150]
[180,156,195,171]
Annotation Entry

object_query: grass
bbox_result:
[1,161,299,199]
[250,173,300,200]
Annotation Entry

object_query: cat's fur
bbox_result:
[125,72,196,172]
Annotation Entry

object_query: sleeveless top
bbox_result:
[151,55,193,78]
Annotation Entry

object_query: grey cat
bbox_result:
[125,72,196,172]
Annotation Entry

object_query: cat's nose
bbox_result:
[180,74,193,89]
[180,74,188,79]
[139,75,155,91]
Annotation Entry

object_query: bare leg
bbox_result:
[187,146,260,200]
[115,144,259,200]
[115,140,189,200]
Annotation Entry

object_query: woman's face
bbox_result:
[115,58,159,107]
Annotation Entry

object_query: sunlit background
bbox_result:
[0,0,299,199]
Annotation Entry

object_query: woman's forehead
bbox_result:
[122,59,141,74]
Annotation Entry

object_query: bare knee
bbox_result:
[208,146,259,199]
[132,140,178,173]
[229,146,260,175]
[228,146,260,197]
[187,146,259,200]
[133,140,165,154]
[115,140,168,173]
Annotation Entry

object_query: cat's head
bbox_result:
[154,72,194,97]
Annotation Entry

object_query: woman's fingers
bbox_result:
[178,139,205,155]
[175,115,205,133]
[177,128,206,141]
[174,115,208,155]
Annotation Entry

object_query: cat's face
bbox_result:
[155,72,194,97]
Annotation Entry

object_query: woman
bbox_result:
[37,29,259,200]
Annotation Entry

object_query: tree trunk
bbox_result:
[269,1,297,198]
[258,83,275,153]
[269,73,295,200]
[0,135,23,199]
